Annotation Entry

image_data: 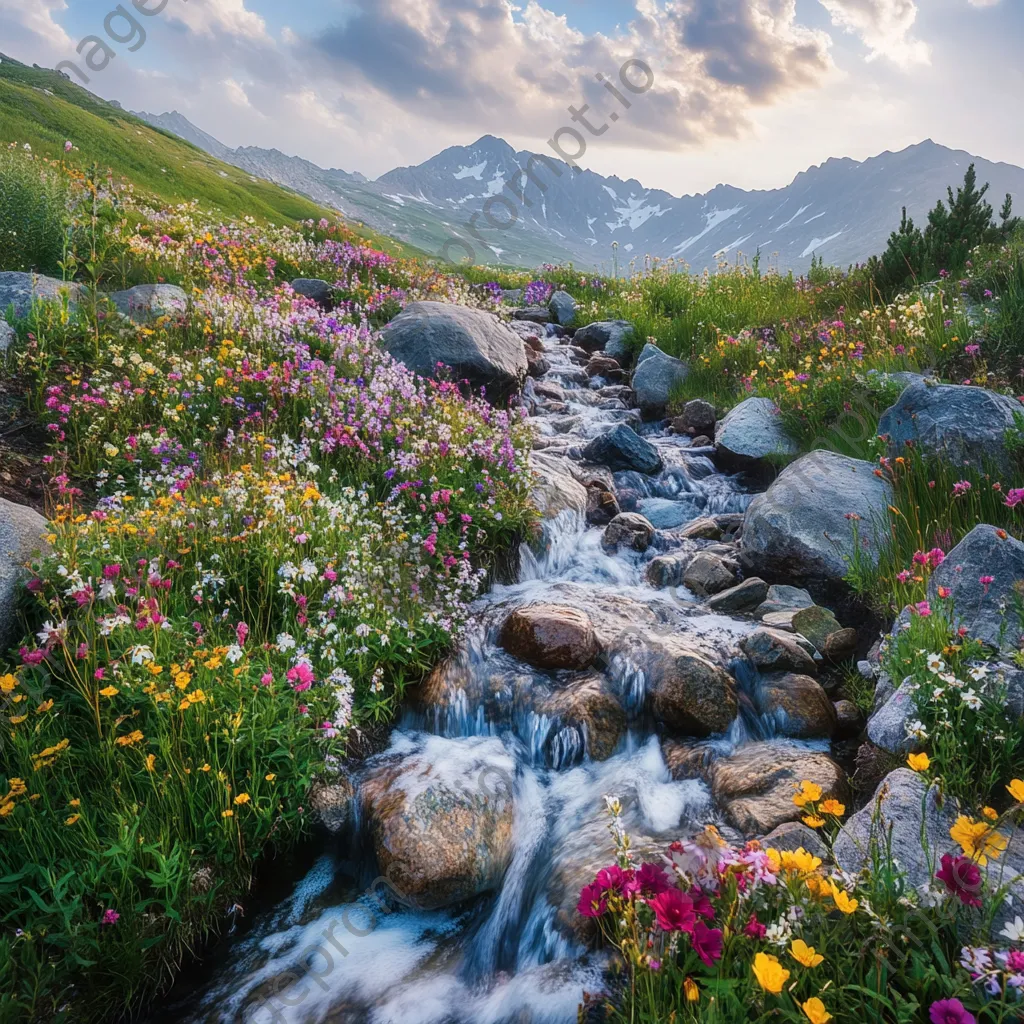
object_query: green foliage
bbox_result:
[0,147,69,275]
[868,207,928,293]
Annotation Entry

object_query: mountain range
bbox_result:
[134,110,1024,274]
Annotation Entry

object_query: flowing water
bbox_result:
[158,327,796,1024]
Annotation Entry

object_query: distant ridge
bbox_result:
[134,110,1024,273]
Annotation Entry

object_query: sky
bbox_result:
[1,0,1022,197]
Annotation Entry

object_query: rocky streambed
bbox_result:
[152,319,918,1024]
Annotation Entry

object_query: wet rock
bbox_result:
[740,628,818,675]
[522,334,545,353]
[602,513,656,553]
[307,772,356,833]
[632,349,689,419]
[540,675,625,761]
[361,735,515,909]
[509,320,543,342]
[597,384,634,403]
[680,517,722,540]
[711,743,849,835]
[678,399,716,437]
[529,452,588,521]
[382,301,527,403]
[755,585,815,619]
[758,672,837,739]
[0,271,84,317]
[834,700,865,740]
[533,381,565,402]
[661,739,720,782]
[500,604,600,671]
[0,498,48,652]
[582,424,663,474]
[691,435,713,448]
[646,553,692,588]
[572,320,634,360]
[109,283,187,321]
[878,381,1023,474]
[926,524,1024,650]
[585,356,624,381]
[637,497,695,530]
[549,290,577,326]
[715,397,798,468]
[289,278,334,308]
[644,636,738,736]
[762,821,827,858]
[585,486,620,527]
[526,347,551,378]
[682,551,735,596]
[742,451,894,588]
[513,305,553,324]
[706,578,769,614]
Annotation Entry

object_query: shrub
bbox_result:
[0,147,70,277]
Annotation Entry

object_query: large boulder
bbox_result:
[582,425,663,474]
[381,301,527,403]
[499,604,600,671]
[715,397,798,468]
[632,349,689,419]
[573,320,634,361]
[108,284,187,321]
[926,524,1024,650]
[742,451,894,588]
[360,735,515,909]
[677,399,716,437]
[0,319,14,353]
[0,272,84,317]
[644,636,738,736]
[711,743,849,835]
[549,290,577,326]
[878,382,1023,474]
[757,672,837,739]
[0,499,48,652]
[836,771,1024,939]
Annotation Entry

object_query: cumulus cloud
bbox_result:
[0,0,73,58]
[966,0,1002,7]
[817,0,930,66]
[297,0,834,151]
[164,0,269,42]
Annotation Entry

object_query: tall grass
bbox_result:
[0,149,69,276]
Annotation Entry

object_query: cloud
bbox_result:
[0,0,73,58]
[164,0,269,42]
[296,0,835,151]
[966,0,1002,6]
[817,0,930,65]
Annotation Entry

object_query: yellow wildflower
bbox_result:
[982,807,999,822]
[265,774,276,782]
[221,809,234,818]
[99,686,119,698]
[145,754,156,772]
[907,752,930,772]
[752,952,790,994]
[0,674,17,692]
[683,977,699,1002]
[950,816,1008,865]
[802,997,832,1024]
[233,793,250,805]
[793,781,822,807]
[791,939,824,968]
[821,799,845,817]
[64,814,80,826]
[829,882,858,914]
[1008,779,1024,804]
[802,815,826,829]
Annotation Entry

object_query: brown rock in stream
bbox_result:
[500,604,600,671]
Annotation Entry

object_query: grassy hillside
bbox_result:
[0,54,425,258]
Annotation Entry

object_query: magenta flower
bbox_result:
[633,862,672,897]
[965,344,981,357]
[952,480,972,497]
[649,888,695,934]
[979,575,994,592]
[100,909,120,926]
[935,854,982,907]
[929,999,975,1024]
[595,864,636,897]
[577,881,608,918]
[743,912,767,939]
[1004,488,1024,508]
[236,622,249,647]
[914,601,932,617]
[691,920,723,966]
[64,140,73,153]
[286,662,315,692]
[688,885,715,921]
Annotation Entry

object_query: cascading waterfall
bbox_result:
[155,322,792,1024]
